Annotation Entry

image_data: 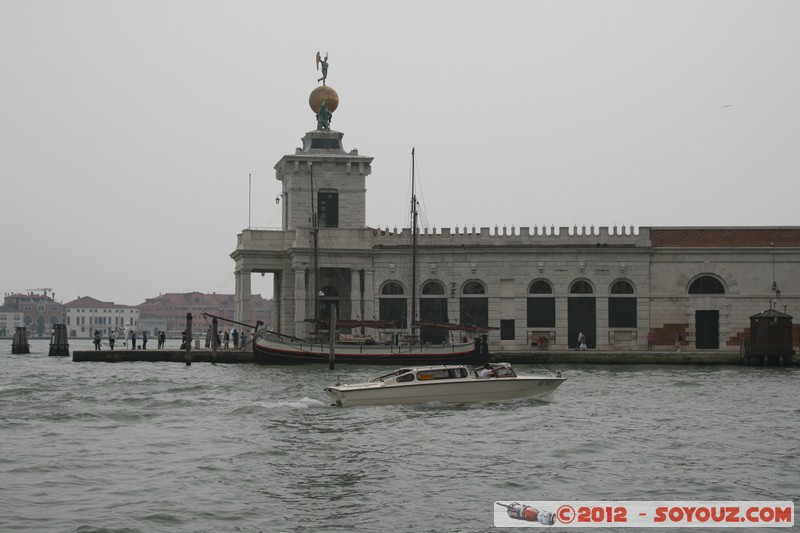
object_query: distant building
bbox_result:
[63,296,139,339]
[2,291,65,337]
[0,305,25,337]
[137,292,272,337]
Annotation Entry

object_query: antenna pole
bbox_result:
[248,173,252,228]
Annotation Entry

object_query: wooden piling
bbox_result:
[48,324,70,357]
[12,327,30,354]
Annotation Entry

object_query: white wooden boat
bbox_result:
[324,363,565,406]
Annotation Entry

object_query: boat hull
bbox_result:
[326,376,565,406]
[253,335,484,365]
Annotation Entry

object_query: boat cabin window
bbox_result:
[396,372,415,382]
[416,368,468,381]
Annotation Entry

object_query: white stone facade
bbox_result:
[231,130,800,352]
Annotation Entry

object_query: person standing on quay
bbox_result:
[130,329,137,350]
[142,330,148,350]
[94,330,102,350]
[647,330,654,351]
[223,330,230,349]
[232,328,239,349]
[109,330,116,350]
[674,332,682,352]
[158,330,166,349]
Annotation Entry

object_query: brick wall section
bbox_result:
[653,324,686,347]
[650,228,800,248]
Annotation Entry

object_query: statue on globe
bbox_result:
[316,51,329,85]
[316,99,332,131]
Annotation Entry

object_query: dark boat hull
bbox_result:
[253,336,487,365]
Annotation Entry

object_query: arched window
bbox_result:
[529,280,553,294]
[527,279,555,328]
[689,276,725,294]
[381,282,404,295]
[609,279,636,328]
[422,281,446,295]
[610,280,634,294]
[379,281,406,327]
[462,281,485,294]
[570,280,594,294]
[460,281,488,332]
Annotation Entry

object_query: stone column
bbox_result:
[350,269,361,320]
[555,296,568,350]
[294,268,307,337]
[363,269,375,321]
[235,270,252,326]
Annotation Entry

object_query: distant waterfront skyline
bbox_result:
[2,1,798,305]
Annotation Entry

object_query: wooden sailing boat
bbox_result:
[252,149,488,365]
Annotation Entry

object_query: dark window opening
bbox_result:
[527,298,555,327]
[500,319,515,340]
[317,190,339,228]
[609,298,637,328]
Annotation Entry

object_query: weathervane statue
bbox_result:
[316,51,329,85]
[309,51,339,131]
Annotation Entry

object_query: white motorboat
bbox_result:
[324,363,565,407]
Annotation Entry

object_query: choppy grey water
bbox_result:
[1,339,797,532]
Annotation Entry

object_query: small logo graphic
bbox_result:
[496,502,555,525]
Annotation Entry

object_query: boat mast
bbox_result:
[411,148,418,339]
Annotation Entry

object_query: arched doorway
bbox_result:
[460,280,488,329]
[568,280,596,349]
[420,281,448,344]
[379,281,407,328]
[689,275,725,349]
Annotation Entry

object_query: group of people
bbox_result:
[91,329,163,350]
[531,336,549,351]
[204,326,251,350]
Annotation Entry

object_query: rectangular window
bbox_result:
[317,190,339,228]
[500,319,515,340]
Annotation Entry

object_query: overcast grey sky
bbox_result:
[2,1,799,306]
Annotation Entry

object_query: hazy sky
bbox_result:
[2,1,799,306]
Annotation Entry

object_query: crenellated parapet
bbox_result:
[370,225,651,247]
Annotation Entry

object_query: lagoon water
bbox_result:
[1,339,797,532]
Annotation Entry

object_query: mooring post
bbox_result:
[48,324,70,357]
[12,326,30,354]
[185,313,193,366]
[211,317,218,363]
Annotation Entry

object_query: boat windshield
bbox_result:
[374,368,412,382]
[494,365,516,378]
